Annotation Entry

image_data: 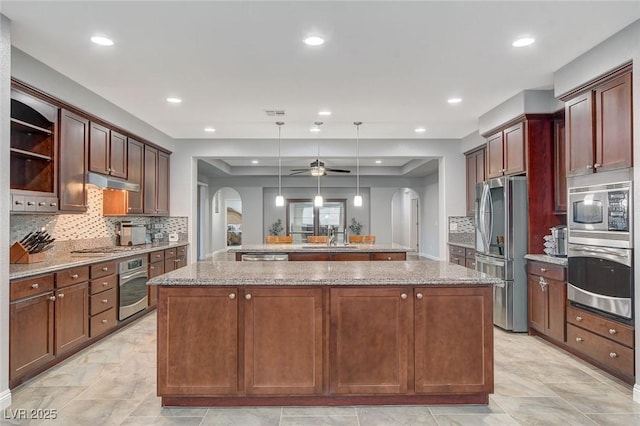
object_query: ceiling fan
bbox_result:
[289,159,351,177]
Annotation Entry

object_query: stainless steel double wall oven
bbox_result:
[567,169,633,322]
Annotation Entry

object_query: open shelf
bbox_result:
[10,147,53,162]
[10,117,53,135]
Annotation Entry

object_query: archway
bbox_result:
[210,187,243,254]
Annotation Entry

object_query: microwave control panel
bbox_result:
[608,190,629,231]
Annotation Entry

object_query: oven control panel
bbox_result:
[608,190,629,232]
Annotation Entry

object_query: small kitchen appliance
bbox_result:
[118,221,146,246]
[544,226,567,257]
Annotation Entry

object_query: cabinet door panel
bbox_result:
[89,122,110,175]
[157,286,238,395]
[55,283,89,355]
[10,293,55,385]
[486,132,504,178]
[109,131,127,178]
[58,109,88,212]
[245,288,323,395]
[157,151,170,215]
[527,275,545,333]
[330,287,410,394]
[503,123,525,175]
[143,145,158,214]
[595,73,632,172]
[414,287,493,394]
[466,153,477,215]
[554,117,567,213]
[126,138,144,214]
[565,93,594,176]
[546,279,566,343]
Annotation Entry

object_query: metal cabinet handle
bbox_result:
[594,163,602,169]
[48,295,56,301]
[101,267,109,272]
[400,293,408,300]
[245,294,252,300]
[575,337,583,342]
[57,293,65,299]
[609,329,618,335]
[102,299,108,304]
[71,274,79,279]
[416,293,423,300]
[101,319,108,324]
[15,200,23,205]
[102,282,109,287]
[31,283,39,289]
[174,259,180,263]
[228,293,236,300]
[38,202,46,206]
[540,267,547,272]
[150,266,155,270]
[609,352,618,358]
[387,256,392,260]
[27,201,35,206]
[539,276,547,291]
[50,202,57,207]
[576,316,583,322]
[586,164,593,169]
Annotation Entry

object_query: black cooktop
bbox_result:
[71,245,146,254]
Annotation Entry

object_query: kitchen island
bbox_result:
[228,243,411,261]
[150,260,499,407]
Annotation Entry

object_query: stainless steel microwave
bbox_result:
[568,180,632,248]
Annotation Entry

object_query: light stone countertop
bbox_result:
[524,254,568,267]
[9,242,190,280]
[448,241,476,250]
[227,243,412,253]
[148,260,501,287]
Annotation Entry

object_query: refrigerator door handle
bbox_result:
[486,184,494,247]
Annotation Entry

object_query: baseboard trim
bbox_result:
[0,389,12,410]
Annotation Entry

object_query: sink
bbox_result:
[301,244,359,249]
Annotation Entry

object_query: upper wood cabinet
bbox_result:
[58,109,89,212]
[144,145,170,216]
[553,112,567,214]
[486,122,525,178]
[89,122,127,179]
[465,146,485,215]
[125,138,144,214]
[565,71,632,176]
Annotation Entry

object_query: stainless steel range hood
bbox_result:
[87,172,140,192]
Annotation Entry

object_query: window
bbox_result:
[286,199,347,243]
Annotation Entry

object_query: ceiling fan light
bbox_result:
[353,195,363,207]
[314,194,324,207]
[275,194,284,207]
[310,166,325,177]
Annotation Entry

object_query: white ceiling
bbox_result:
[3,1,640,177]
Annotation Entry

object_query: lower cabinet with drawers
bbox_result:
[89,261,118,337]
[526,260,566,344]
[449,244,476,269]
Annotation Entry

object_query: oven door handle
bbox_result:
[120,269,148,282]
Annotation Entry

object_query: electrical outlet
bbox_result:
[449,223,458,231]
[155,232,163,239]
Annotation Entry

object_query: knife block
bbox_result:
[10,242,45,264]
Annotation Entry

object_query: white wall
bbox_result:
[391,189,418,247]
[554,19,640,401]
[419,173,440,259]
[0,14,11,410]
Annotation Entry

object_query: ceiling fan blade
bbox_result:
[288,170,308,176]
[325,168,351,173]
[289,168,309,172]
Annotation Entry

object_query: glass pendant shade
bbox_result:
[353,195,363,207]
[314,194,324,207]
[275,194,284,206]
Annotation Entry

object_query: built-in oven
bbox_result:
[567,244,633,322]
[119,256,148,320]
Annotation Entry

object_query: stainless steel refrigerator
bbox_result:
[475,176,528,332]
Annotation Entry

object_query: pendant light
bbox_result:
[313,122,324,207]
[275,121,285,207]
[353,121,363,207]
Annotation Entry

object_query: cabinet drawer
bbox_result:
[164,248,176,259]
[371,252,406,261]
[567,305,633,348]
[90,261,117,279]
[150,250,165,262]
[567,324,634,377]
[10,274,54,301]
[90,288,116,315]
[527,261,566,281]
[90,274,118,295]
[465,258,477,269]
[56,266,89,288]
[90,307,117,337]
[333,252,371,261]
[449,245,465,257]
[465,248,476,259]
[176,245,187,256]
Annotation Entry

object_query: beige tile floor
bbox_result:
[2,310,639,425]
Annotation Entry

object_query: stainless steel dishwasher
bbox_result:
[241,253,289,261]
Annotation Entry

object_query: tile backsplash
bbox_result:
[448,216,475,246]
[10,186,187,246]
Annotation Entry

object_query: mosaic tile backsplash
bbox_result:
[10,187,188,248]
[448,216,475,246]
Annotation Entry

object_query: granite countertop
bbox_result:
[524,254,568,267]
[227,243,412,253]
[148,260,501,287]
[9,242,190,280]
[448,241,476,250]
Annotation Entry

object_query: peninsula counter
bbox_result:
[227,243,411,261]
[150,260,500,407]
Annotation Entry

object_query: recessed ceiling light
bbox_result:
[251,160,259,164]
[166,97,182,104]
[304,36,325,46]
[512,37,535,47]
[90,35,114,46]
[414,127,427,133]
[204,127,216,132]
[318,110,332,116]
[447,98,462,104]
[375,160,382,164]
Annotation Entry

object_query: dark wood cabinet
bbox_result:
[553,113,567,214]
[54,282,89,354]
[157,286,239,396]
[414,286,493,394]
[148,252,166,308]
[486,122,525,178]
[244,288,323,395]
[449,245,475,269]
[465,146,485,215]
[330,287,410,395]
[89,122,127,178]
[125,138,144,214]
[58,109,88,212]
[89,261,117,337]
[157,151,170,215]
[143,146,171,215]
[565,71,632,176]
[526,261,566,343]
